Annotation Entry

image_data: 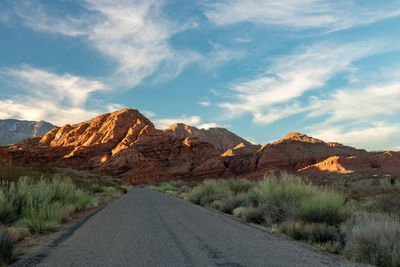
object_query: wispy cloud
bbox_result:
[12,0,197,89]
[308,83,400,125]
[205,0,400,32]
[310,123,400,151]
[0,65,108,125]
[219,41,382,123]
[198,101,211,107]
[154,115,217,130]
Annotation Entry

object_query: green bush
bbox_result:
[188,180,231,204]
[344,213,400,267]
[280,220,338,243]
[248,173,316,207]
[0,226,14,264]
[71,189,96,211]
[279,220,308,240]
[242,207,265,224]
[22,200,63,234]
[0,190,17,224]
[296,190,352,225]
[232,207,247,219]
[217,194,249,214]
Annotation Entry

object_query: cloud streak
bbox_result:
[219,41,382,123]
[205,0,400,32]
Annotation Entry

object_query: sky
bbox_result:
[1,0,400,151]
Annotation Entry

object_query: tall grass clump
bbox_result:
[0,176,104,235]
[22,200,63,234]
[344,213,400,267]
[296,190,352,225]
[0,189,17,224]
[249,173,317,206]
[188,180,231,204]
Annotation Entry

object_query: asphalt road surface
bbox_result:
[30,188,356,267]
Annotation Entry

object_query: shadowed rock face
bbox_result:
[0,119,56,145]
[2,109,400,184]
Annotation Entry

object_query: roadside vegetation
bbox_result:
[153,173,400,267]
[0,163,133,265]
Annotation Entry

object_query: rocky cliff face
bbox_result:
[0,119,56,145]
[2,109,400,184]
[164,123,260,154]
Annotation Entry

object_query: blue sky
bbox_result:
[1,0,400,150]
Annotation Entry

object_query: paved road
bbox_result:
[31,188,355,266]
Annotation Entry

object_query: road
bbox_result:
[27,188,355,266]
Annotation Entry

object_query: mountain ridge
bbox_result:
[1,108,399,184]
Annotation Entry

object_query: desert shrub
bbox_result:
[296,190,352,225]
[0,226,14,264]
[280,220,338,243]
[209,200,223,210]
[7,227,30,242]
[159,183,179,192]
[188,180,231,204]
[233,207,247,219]
[374,192,400,217]
[308,223,338,243]
[71,189,96,211]
[226,178,253,194]
[279,220,309,240]
[217,194,250,214]
[249,173,317,207]
[263,201,292,225]
[242,207,265,224]
[344,213,400,266]
[0,190,17,224]
[199,194,224,207]
[22,200,63,234]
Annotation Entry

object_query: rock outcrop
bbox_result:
[164,123,260,154]
[0,119,56,145]
[3,110,400,184]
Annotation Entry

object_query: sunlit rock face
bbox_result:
[3,109,400,184]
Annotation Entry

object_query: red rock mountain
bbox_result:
[164,123,260,154]
[4,109,230,184]
[1,109,399,184]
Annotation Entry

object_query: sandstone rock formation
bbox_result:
[2,110,400,184]
[6,109,230,184]
[0,119,56,145]
[164,123,260,154]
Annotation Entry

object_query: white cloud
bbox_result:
[310,124,400,151]
[198,101,211,107]
[153,115,217,129]
[219,41,382,123]
[205,0,400,32]
[0,65,107,125]
[308,83,400,125]
[142,110,156,118]
[12,0,197,89]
